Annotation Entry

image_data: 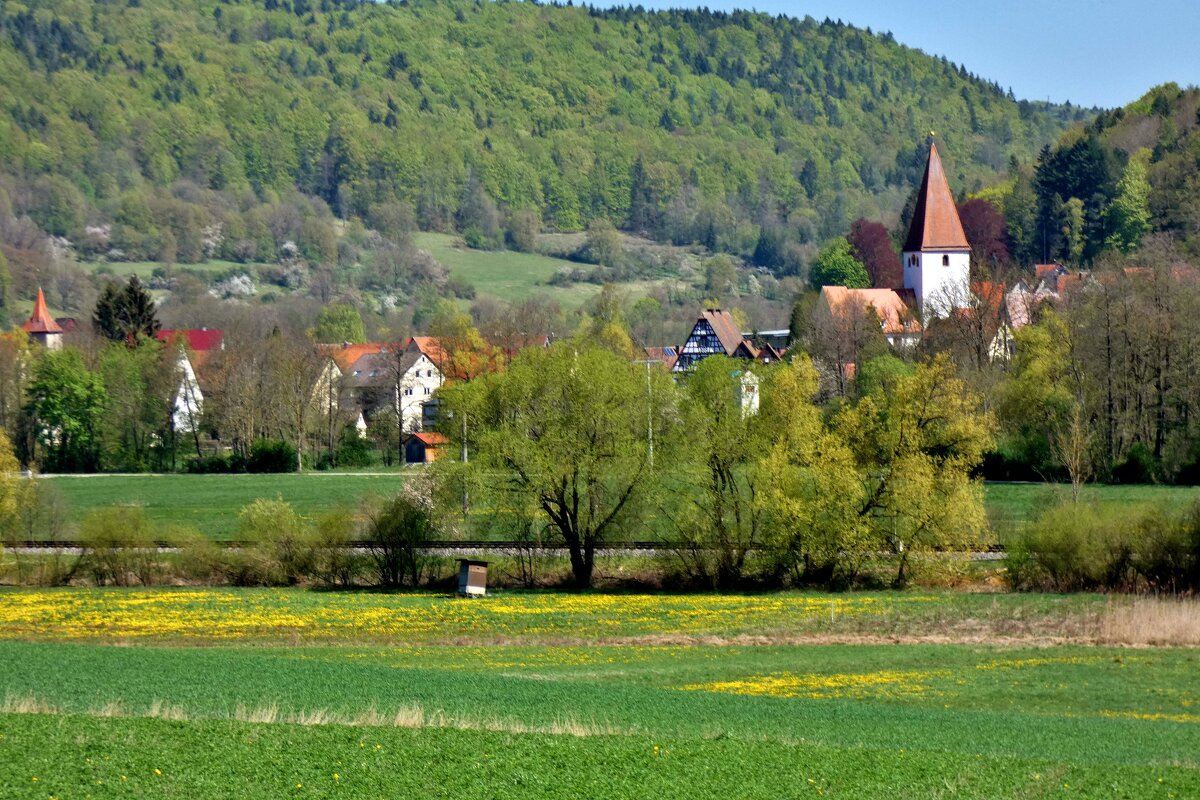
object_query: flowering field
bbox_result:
[0,589,1196,798]
[0,587,1107,643]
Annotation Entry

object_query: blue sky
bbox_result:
[624,0,1199,108]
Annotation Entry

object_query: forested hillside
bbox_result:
[0,0,1086,304]
[980,84,1200,266]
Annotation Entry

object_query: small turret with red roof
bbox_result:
[22,288,63,350]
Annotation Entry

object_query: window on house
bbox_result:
[942,255,950,266]
[403,388,413,396]
[424,387,431,395]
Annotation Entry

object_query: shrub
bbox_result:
[366,487,435,588]
[246,439,298,473]
[1111,442,1157,484]
[186,454,235,474]
[79,506,159,586]
[236,498,314,585]
[1006,501,1196,593]
[171,527,224,584]
[312,507,362,587]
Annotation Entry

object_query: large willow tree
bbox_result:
[441,341,679,588]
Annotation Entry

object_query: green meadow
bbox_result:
[0,589,1196,798]
[37,473,1200,543]
[42,473,408,540]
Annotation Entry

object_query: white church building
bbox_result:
[901,142,972,318]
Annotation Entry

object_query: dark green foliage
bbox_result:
[245,438,298,473]
[0,0,1082,270]
[92,277,161,343]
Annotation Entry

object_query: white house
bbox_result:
[343,339,444,433]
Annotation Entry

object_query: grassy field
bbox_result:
[39,474,1200,543]
[78,258,268,279]
[0,589,1196,798]
[985,482,1200,536]
[414,231,672,309]
[43,473,408,540]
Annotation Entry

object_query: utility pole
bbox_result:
[632,359,660,470]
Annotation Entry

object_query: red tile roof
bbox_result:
[316,342,386,373]
[22,288,63,334]
[701,309,746,355]
[156,328,224,352]
[903,143,970,253]
[409,431,448,446]
[820,287,922,335]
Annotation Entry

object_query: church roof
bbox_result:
[903,143,971,253]
[22,288,63,334]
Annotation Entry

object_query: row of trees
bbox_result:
[436,343,992,589]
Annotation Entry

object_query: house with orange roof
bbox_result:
[341,339,444,434]
[22,288,63,350]
[816,286,924,350]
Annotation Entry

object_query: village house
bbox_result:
[672,308,785,372]
[318,339,444,435]
[154,328,224,434]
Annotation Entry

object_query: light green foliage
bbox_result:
[809,237,870,289]
[236,498,313,586]
[313,303,366,345]
[995,311,1083,477]
[836,355,994,585]
[504,208,541,253]
[78,506,157,586]
[24,349,107,472]
[445,342,679,587]
[583,218,624,267]
[855,353,915,398]
[667,356,765,587]
[1105,148,1152,253]
[1061,196,1086,263]
[703,254,739,295]
[757,356,866,583]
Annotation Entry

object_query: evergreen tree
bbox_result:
[92,277,161,343]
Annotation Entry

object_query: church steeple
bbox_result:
[22,287,63,350]
[904,143,970,253]
[902,143,971,317]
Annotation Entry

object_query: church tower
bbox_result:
[22,287,63,350]
[902,143,971,318]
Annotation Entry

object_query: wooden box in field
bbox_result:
[457,559,489,597]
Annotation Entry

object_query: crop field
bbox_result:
[42,473,408,540]
[0,589,1197,798]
